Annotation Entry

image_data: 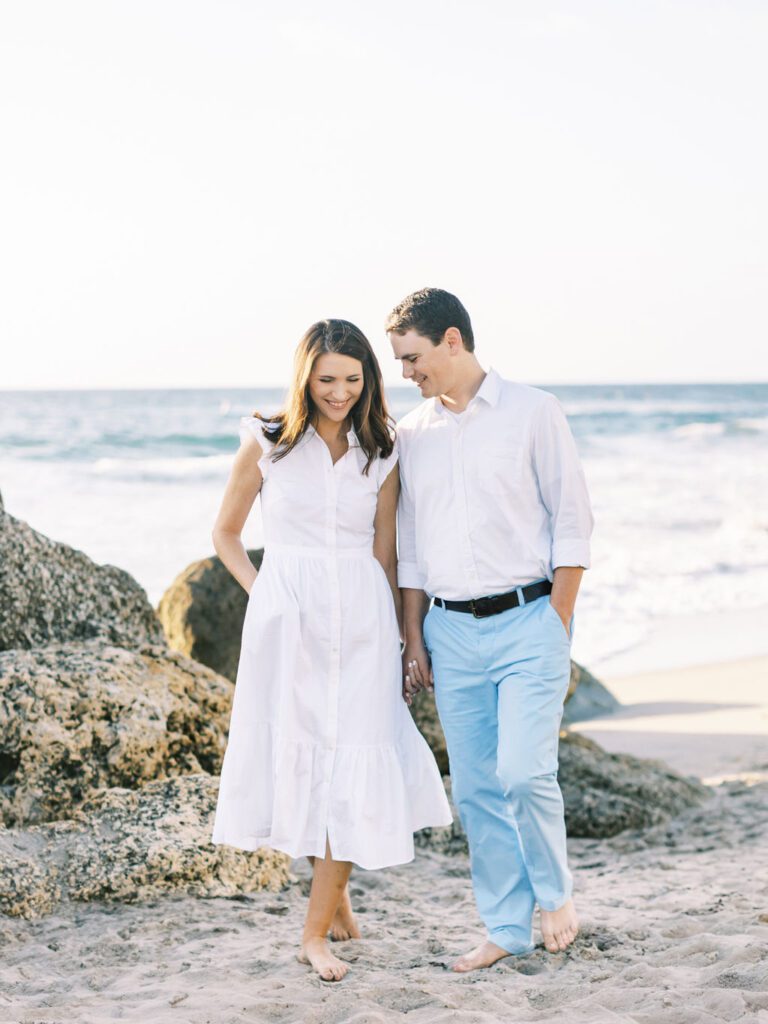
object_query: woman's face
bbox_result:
[308,352,365,424]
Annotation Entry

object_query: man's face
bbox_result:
[389,329,450,400]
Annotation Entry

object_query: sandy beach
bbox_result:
[574,656,768,783]
[2,656,767,1024]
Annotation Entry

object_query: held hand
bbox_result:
[401,641,433,706]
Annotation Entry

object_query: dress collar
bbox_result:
[305,422,359,446]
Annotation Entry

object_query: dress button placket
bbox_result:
[320,447,342,851]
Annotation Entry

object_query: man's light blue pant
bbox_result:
[423,592,574,954]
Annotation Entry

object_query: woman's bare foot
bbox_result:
[329,887,361,942]
[540,898,579,953]
[298,937,348,981]
[452,940,511,973]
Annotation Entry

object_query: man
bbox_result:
[388,287,593,973]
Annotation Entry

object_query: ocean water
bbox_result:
[1,382,767,672]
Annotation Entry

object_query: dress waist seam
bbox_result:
[265,543,374,560]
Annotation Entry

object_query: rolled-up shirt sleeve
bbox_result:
[532,394,594,570]
[396,443,428,590]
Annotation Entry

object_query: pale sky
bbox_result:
[1,1,766,389]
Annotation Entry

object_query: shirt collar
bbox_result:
[475,367,501,407]
[433,367,500,416]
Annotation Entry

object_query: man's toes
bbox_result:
[453,955,474,973]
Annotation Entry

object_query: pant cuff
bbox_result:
[535,887,573,913]
[488,928,536,956]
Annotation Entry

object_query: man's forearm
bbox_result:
[550,566,584,620]
[402,588,430,646]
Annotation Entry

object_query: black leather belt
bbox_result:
[433,580,552,618]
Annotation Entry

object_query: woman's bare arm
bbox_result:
[211,433,265,594]
[372,462,403,641]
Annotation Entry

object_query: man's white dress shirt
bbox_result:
[396,369,594,599]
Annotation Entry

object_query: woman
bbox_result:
[211,319,451,982]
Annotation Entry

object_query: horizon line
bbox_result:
[2,379,767,394]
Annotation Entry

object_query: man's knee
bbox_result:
[450,760,497,819]
[497,764,558,803]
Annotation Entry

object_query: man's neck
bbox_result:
[439,361,487,414]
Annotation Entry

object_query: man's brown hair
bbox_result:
[385,287,475,352]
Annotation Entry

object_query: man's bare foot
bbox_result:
[329,887,361,942]
[298,937,348,981]
[452,940,511,973]
[540,898,579,953]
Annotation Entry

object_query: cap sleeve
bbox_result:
[376,436,399,489]
[238,416,276,479]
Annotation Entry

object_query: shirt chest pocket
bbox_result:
[473,446,524,496]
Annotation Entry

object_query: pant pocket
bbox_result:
[544,598,572,643]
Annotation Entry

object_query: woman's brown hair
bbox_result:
[254,319,395,475]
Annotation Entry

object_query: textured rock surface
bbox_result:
[158,549,264,682]
[410,659,619,775]
[0,774,290,918]
[416,732,708,851]
[0,641,234,827]
[0,510,165,651]
[558,731,707,837]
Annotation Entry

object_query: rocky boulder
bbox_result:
[0,641,234,828]
[0,510,165,651]
[562,661,620,724]
[558,731,707,837]
[158,550,264,682]
[0,774,290,918]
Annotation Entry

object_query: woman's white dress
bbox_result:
[211,417,452,869]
